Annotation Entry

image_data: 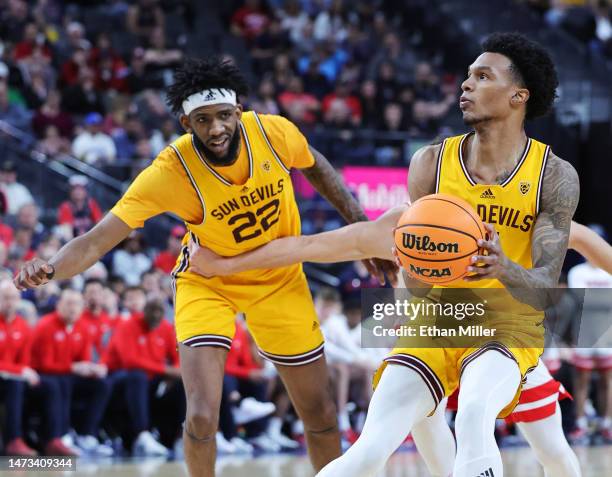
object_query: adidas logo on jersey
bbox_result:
[480,188,495,199]
[475,468,495,477]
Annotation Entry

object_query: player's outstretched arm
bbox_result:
[14,213,133,290]
[189,205,407,278]
[569,221,612,274]
[467,154,580,308]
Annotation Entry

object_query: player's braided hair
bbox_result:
[165,56,249,115]
[482,32,558,120]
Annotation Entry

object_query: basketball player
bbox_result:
[13,57,395,476]
[186,33,580,477]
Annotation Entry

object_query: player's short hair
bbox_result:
[482,32,558,120]
[166,56,249,115]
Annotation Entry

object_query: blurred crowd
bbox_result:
[523,0,612,58]
[0,0,611,462]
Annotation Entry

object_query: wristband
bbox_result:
[45,264,56,280]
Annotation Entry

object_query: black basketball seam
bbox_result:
[415,197,485,240]
[394,223,479,241]
[395,247,479,262]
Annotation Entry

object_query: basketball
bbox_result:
[394,193,487,284]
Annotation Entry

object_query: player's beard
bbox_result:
[194,127,241,166]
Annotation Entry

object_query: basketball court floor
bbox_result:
[36,446,610,477]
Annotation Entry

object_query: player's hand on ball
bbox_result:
[14,258,55,290]
[188,239,228,277]
[464,223,509,281]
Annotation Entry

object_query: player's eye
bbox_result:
[220,112,230,119]
[479,73,488,80]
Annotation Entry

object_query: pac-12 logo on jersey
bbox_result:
[519,181,531,195]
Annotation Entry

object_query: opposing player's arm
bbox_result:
[188,205,406,278]
[569,221,612,274]
[15,213,133,289]
[299,146,397,283]
[468,154,579,307]
[398,144,440,290]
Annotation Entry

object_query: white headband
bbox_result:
[182,88,237,115]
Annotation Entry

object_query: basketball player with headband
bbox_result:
[187,33,581,477]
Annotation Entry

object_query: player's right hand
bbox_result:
[14,258,55,290]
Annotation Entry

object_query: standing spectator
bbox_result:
[57,175,103,238]
[72,113,117,165]
[31,289,113,456]
[154,225,185,274]
[32,90,74,139]
[0,160,34,216]
[126,0,165,43]
[103,297,182,455]
[61,68,106,116]
[0,279,39,456]
[112,232,152,286]
[567,224,612,444]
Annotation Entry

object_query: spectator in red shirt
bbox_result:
[13,23,53,64]
[278,75,321,126]
[230,0,271,44]
[0,279,39,456]
[322,80,362,126]
[153,225,185,274]
[31,90,74,139]
[31,289,113,456]
[81,278,115,361]
[104,297,182,455]
[121,285,147,318]
[57,175,103,238]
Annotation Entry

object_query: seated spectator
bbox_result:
[0,279,39,456]
[278,76,320,127]
[312,0,348,44]
[154,225,185,274]
[121,285,146,318]
[15,203,46,250]
[81,278,118,362]
[322,79,362,127]
[57,175,103,238]
[9,227,35,262]
[112,232,152,286]
[126,0,166,43]
[125,47,165,95]
[142,27,183,77]
[103,297,183,455]
[251,18,291,76]
[230,0,271,44]
[0,80,31,132]
[314,288,377,439]
[89,32,128,92]
[37,124,72,158]
[374,102,408,166]
[13,22,53,65]
[339,261,383,302]
[73,113,117,165]
[54,21,90,65]
[0,160,34,216]
[367,31,416,85]
[61,68,106,116]
[31,289,112,456]
[32,90,74,139]
[248,75,280,115]
[300,56,331,99]
[359,79,383,128]
[0,0,30,44]
[0,191,13,248]
[141,269,164,298]
[150,117,180,156]
[59,44,90,89]
[20,64,54,111]
[130,137,155,179]
[112,113,146,164]
[271,53,295,92]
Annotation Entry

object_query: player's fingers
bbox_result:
[470,255,498,265]
[467,264,491,274]
[24,264,43,286]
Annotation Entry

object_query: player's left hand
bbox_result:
[188,239,229,277]
[362,258,399,287]
[464,223,509,281]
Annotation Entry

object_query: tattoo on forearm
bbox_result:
[302,147,368,223]
[501,156,579,296]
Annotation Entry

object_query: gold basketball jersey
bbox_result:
[170,111,302,280]
[436,132,550,289]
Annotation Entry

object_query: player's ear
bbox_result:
[511,88,530,107]
[179,114,192,133]
[235,104,243,119]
